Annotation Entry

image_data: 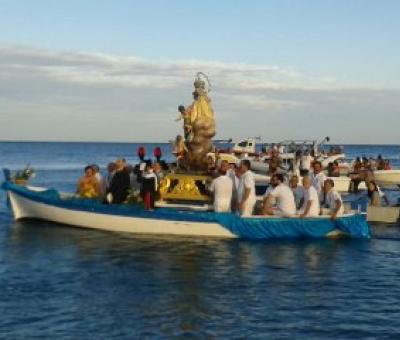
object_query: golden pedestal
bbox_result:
[159,173,211,202]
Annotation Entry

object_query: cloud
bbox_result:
[0,45,399,143]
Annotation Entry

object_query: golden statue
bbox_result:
[160,73,216,202]
[182,72,216,171]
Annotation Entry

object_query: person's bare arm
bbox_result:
[331,199,342,220]
[300,200,311,218]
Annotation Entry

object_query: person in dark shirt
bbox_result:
[140,163,158,210]
[107,159,130,204]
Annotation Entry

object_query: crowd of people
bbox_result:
[76,148,169,210]
[208,159,344,219]
[76,145,391,216]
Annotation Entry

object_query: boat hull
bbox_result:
[8,191,236,238]
[374,170,400,187]
[2,182,370,240]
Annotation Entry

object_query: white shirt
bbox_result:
[301,186,320,217]
[311,171,327,200]
[237,170,256,206]
[227,168,239,193]
[301,155,313,170]
[210,175,233,212]
[325,188,344,216]
[269,183,296,216]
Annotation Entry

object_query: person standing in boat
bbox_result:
[77,165,101,199]
[141,163,158,210]
[209,161,233,213]
[237,160,256,216]
[106,159,130,204]
[263,173,296,217]
[322,179,344,219]
[310,161,327,203]
[299,175,320,218]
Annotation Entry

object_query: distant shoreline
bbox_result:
[0,140,399,146]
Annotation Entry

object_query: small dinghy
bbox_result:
[2,182,370,240]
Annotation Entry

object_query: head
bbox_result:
[324,178,334,193]
[84,165,94,177]
[107,162,116,173]
[270,173,284,188]
[178,105,185,114]
[153,162,162,173]
[240,159,251,174]
[313,161,322,174]
[176,135,183,142]
[145,162,153,173]
[289,175,299,189]
[219,160,229,175]
[302,175,312,189]
[91,164,100,173]
[115,159,125,171]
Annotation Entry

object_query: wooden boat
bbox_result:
[2,181,370,239]
[367,205,400,223]
[373,170,400,188]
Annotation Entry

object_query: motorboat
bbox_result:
[373,170,400,188]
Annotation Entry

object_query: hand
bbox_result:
[331,213,337,220]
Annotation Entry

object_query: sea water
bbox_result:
[0,142,400,338]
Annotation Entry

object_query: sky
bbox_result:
[0,0,399,143]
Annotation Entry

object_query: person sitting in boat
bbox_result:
[209,161,233,213]
[289,174,304,210]
[322,179,344,219]
[263,173,296,217]
[376,155,385,170]
[311,161,327,203]
[237,159,256,216]
[384,159,392,170]
[299,175,320,218]
[106,159,131,204]
[77,165,101,199]
[367,181,389,206]
[103,162,116,194]
[327,161,340,177]
[140,163,158,211]
[90,164,106,196]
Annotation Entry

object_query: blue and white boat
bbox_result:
[2,181,370,240]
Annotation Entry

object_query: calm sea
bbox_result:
[1,142,400,338]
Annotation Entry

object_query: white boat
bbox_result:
[373,170,400,187]
[2,181,370,239]
[367,205,400,223]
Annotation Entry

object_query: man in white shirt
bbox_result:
[263,173,296,217]
[299,175,320,218]
[237,159,256,216]
[322,179,344,219]
[311,161,327,203]
[209,161,233,213]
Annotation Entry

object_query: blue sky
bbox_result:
[0,0,399,143]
